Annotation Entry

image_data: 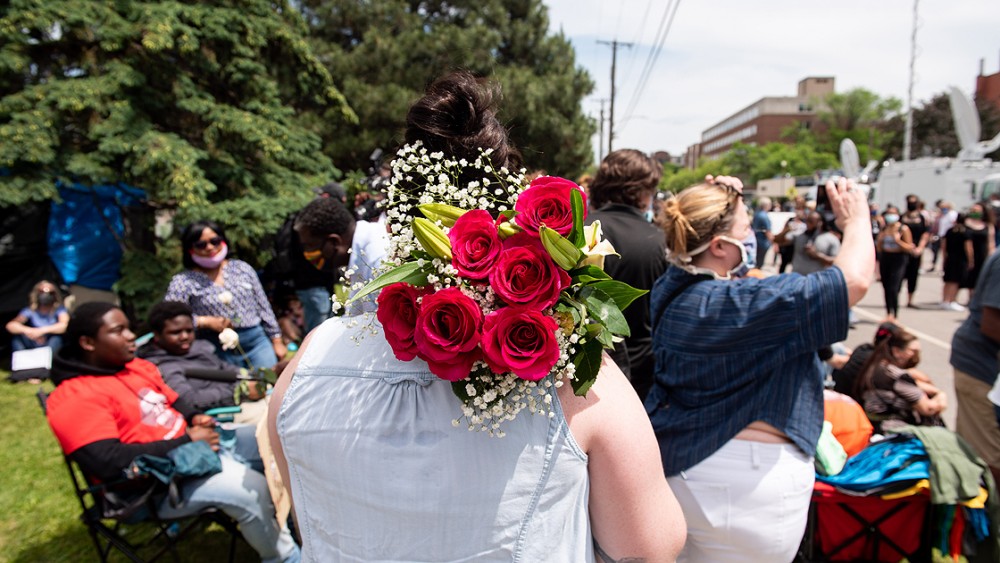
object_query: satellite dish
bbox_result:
[947,86,1000,160]
[840,139,860,179]
[861,159,878,179]
[949,86,981,156]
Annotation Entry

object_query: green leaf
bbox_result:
[346,262,429,305]
[569,265,611,281]
[500,209,518,221]
[587,324,616,348]
[572,336,604,396]
[555,301,582,326]
[451,380,471,403]
[568,187,585,248]
[579,286,630,336]
[589,280,648,312]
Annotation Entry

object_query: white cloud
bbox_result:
[545,0,1000,161]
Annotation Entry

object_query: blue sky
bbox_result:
[543,0,1000,162]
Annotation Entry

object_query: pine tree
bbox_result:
[299,0,596,177]
[0,0,356,241]
[0,0,356,319]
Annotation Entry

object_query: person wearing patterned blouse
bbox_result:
[165,221,286,369]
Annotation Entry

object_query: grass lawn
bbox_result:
[0,375,255,562]
[0,371,970,562]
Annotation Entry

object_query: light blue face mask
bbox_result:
[720,236,752,278]
[644,200,654,222]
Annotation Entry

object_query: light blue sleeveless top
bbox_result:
[277,318,593,562]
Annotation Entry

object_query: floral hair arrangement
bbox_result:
[349,142,645,435]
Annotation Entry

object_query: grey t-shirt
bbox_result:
[951,250,1000,383]
[791,231,841,275]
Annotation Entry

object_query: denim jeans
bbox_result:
[296,286,332,334]
[12,334,62,352]
[156,425,299,562]
[218,325,278,370]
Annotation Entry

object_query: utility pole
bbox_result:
[903,0,919,161]
[598,39,633,156]
[597,98,609,163]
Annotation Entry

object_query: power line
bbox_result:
[619,0,656,88]
[621,0,681,128]
[622,0,680,126]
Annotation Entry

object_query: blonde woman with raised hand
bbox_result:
[648,176,873,562]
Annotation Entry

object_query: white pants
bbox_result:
[668,439,814,563]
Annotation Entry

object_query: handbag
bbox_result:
[126,441,222,508]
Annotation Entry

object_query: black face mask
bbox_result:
[37,293,56,307]
[896,348,920,369]
[906,202,918,212]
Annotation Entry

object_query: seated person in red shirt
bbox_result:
[138,301,266,424]
[45,302,299,563]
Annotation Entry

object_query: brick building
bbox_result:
[684,77,834,168]
[976,58,1000,110]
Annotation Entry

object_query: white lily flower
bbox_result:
[218,328,240,351]
[217,290,234,306]
[579,220,618,269]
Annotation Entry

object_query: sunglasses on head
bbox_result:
[192,236,224,250]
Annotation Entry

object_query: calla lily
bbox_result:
[579,221,619,270]
[539,226,584,270]
[413,217,453,260]
[418,203,467,227]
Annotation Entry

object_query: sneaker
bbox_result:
[940,302,953,310]
[948,302,967,312]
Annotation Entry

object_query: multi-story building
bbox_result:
[684,77,835,167]
[975,58,1000,111]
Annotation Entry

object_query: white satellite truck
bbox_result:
[874,86,1000,209]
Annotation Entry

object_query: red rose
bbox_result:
[449,209,502,280]
[514,176,587,237]
[414,287,484,381]
[489,233,570,310]
[376,283,429,361]
[481,307,560,381]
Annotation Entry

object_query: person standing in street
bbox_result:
[586,149,667,401]
[964,202,996,300]
[752,197,774,269]
[951,249,1000,486]
[650,176,872,562]
[876,206,914,320]
[928,200,957,273]
[901,195,931,308]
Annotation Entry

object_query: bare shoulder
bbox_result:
[557,354,647,454]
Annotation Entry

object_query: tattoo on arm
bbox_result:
[594,540,647,563]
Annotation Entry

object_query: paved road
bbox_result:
[760,250,968,428]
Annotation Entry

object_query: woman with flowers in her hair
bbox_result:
[649,176,874,561]
[268,71,685,562]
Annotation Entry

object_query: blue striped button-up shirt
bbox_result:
[646,266,849,476]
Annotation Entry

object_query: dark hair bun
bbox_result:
[405,71,521,172]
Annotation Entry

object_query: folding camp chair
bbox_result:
[37,389,242,563]
[799,481,932,562]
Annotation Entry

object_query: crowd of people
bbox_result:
[7,70,1000,562]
